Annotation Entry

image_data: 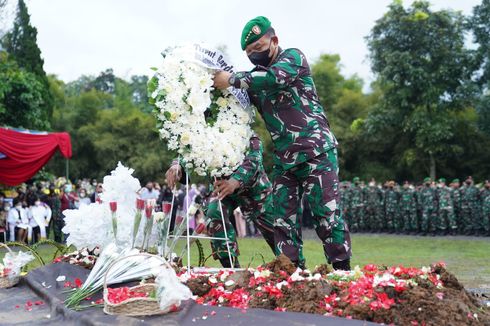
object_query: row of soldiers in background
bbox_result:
[339,176,490,236]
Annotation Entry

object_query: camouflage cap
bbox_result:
[241,16,272,50]
[423,177,431,182]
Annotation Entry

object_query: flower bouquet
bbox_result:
[103,253,192,316]
[64,243,164,309]
[0,243,34,288]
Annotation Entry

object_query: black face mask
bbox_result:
[248,41,273,66]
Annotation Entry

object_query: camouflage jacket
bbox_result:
[481,188,490,211]
[418,186,436,210]
[384,189,398,212]
[399,188,417,211]
[173,136,272,199]
[451,187,461,211]
[460,185,479,207]
[436,186,453,210]
[348,186,364,207]
[231,48,337,170]
[230,135,272,198]
[363,186,383,209]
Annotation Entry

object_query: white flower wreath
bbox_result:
[148,44,254,177]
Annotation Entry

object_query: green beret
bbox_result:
[438,178,446,183]
[241,16,272,50]
[353,177,360,182]
[423,177,431,182]
[452,178,460,183]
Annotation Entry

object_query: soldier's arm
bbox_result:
[230,49,306,92]
[230,136,263,188]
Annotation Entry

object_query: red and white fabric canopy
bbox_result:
[0,127,72,186]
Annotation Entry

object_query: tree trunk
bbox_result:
[429,152,436,180]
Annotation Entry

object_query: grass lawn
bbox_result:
[3,234,490,289]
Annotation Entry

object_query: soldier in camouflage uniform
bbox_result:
[213,16,351,270]
[481,180,490,236]
[450,179,462,233]
[384,181,398,233]
[435,178,456,235]
[339,182,351,229]
[347,177,364,232]
[363,179,383,232]
[418,177,437,235]
[166,136,275,268]
[399,181,418,234]
[460,177,481,235]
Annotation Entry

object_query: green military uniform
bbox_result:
[339,182,351,230]
[363,184,383,232]
[175,136,275,267]
[450,179,462,233]
[460,182,481,235]
[481,185,490,235]
[418,179,436,235]
[231,16,351,268]
[384,184,398,232]
[435,179,456,234]
[347,178,364,232]
[399,185,418,233]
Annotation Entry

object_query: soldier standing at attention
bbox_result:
[481,180,490,236]
[436,178,456,235]
[450,179,462,233]
[384,181,398,233]
[363,179,383,233]
[213,16,352,270]
[460,176,481,235]
[418,177,436,236]
[399,181,418,234]
[348,177,364,232]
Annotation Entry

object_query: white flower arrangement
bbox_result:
[63,162,158,250]
[148,44,254,177]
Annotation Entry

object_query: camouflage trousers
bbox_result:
[420,209,434,232]
[206,191,275,261]
[393,211,404,233]
[366,207,383,231]
[483,203,490,232]
[460,205,480,233]
[439,208,457,231]
[350,206,364,231]
[384,211,395,232]
[400,209,417,232]
[272,149,352,267]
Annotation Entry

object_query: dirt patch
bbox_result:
[263,254,297,275]
[187,258,490,325]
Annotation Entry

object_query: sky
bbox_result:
[3,0,482,88]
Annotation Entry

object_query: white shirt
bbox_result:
[140,188,160,201]
[28,204,52,227]
[7,207,29,226]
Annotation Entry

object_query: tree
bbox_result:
[365,0,475,180]
[0,51,47,129]
[2,0,53,125]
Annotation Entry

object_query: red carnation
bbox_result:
[136,198,145,210]
[195,223,206,234]
[176,215,184,225]
[109,202,117,213]
[162,202,172,214]
[145,204,153,219]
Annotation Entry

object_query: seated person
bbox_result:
[7,198,30,243]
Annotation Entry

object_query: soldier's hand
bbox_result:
[213,71,231,90]
[165,164,182,189]
[213,179,240,200]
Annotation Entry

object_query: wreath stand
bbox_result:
[162,169,234,274]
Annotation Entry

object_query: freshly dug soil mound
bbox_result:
[186,255,490,325]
